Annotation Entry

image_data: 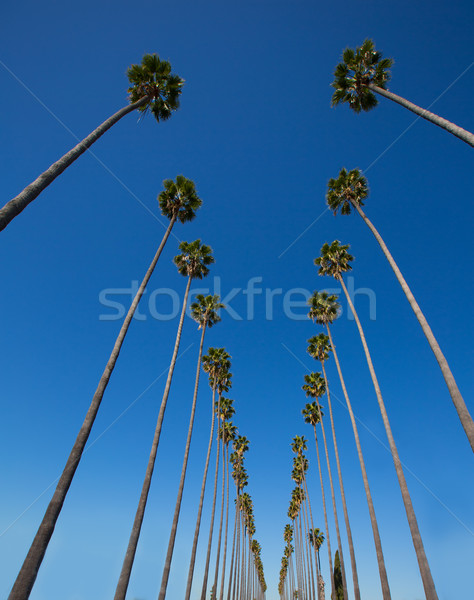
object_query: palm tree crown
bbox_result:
[302,373,326,400]
[331,39,393,112]
[327,168,368,215]
[158,175,202,223]
[302,401,324,427]
[315,240,354,279]
[307,333,332,363]
[174,239,214,279]
[308,291,340,325]
[127,53,184,121]
[191,294,224,329]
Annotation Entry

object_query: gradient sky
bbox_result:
[1,1,473,599]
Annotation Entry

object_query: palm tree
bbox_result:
[331,39,474,146]
[7,177,201,600]
[114,239,214,600]
[307,334,360,600]
[315,240,438,600]
[0,54,184,232]
[157,295,224,600]
[302,400,336,600]
[326,169,473,451]
[307,302,392,600]
[185,348,232,600]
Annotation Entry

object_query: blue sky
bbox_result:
[1,1,473,598]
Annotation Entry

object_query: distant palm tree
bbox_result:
[307,333,360,600]
[315,240,438,600]
[185,348,232,600]
[7,176,201,600]
[0,54,184,232]
[326,168,473,451]
[331,39,474,146]
[302,399,336,600]
[158,294,224,600]
[114,239,214,600]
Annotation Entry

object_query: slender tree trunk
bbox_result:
[368,83,474,147]
[312,426,335,599]
[315,404,348,600]
[0,97,149,232]
[350,199,474,451]
[158,322,207,599]
[321,361,360,600]
[301,496,316,600]
[8,214,176,600]
[338,274,439,600]
[114,275,192,600]
[326,325,391,599]
[219,445,231,600]
[232,505,241,600]
[226,490,239,600]
[302,475,321,600]
[185,384,217,600]
[211,437,227,598]
[200,397,222,600]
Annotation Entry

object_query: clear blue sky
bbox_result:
[1,1,473,599]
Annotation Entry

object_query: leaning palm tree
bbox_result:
[157,295,224,600]
[331,39,474,146]
[8,177,201,600]
[302,400,336,600]
[0,54,184,232]
[326,169,473,451]
[315,240,438,600]
[307,334,360,600]
[307,304,391,600]
[114,239,214,600]
[184,348,232,600]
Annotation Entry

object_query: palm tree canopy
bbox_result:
[191,294,224,329]
[174,239,214,279]
[331,39,393,113]
[327,167,369,215]
[158,175,202,223]
[315,240,354,279]
[308,291,340,325]
[302,401,324,426]
[307,333,332,363]
[202,347,231,381]
[216,396,235,421]
[302,372,326,400]
[291,435,308,454]
[127,53,184,121]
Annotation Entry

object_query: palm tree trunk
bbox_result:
[232,505,241,600]
[368,83,474,147]
[320,361,360,600]
[350,199,474,451]
[158,322,207,599]
[338,274,439,600]
[219,444,231,600]
[114,275,192,600]
[311,425,335,600]
[211,438,227,598]
[226,490,239,600]
[8,214,176,600]
[0,97,149,232]
[185,385,217,600]
[302,475,321,600]
[315,404,349,600]
[200,398,222,600]
[326,324,392,599]
[301,496,316,600]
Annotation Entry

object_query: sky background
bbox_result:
[1,1,473,599]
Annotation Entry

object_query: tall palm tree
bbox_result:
[315,240,438,600]
[307,334,360,600]
[307,309,391,600]
[158,295,224,599]
[185,348,232,600]
[8,177,201,600]
[302,400,336,600]
[331,39,474,146]
[326,169,473,451]
[0,54,184,232]
[114,239,214,600]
